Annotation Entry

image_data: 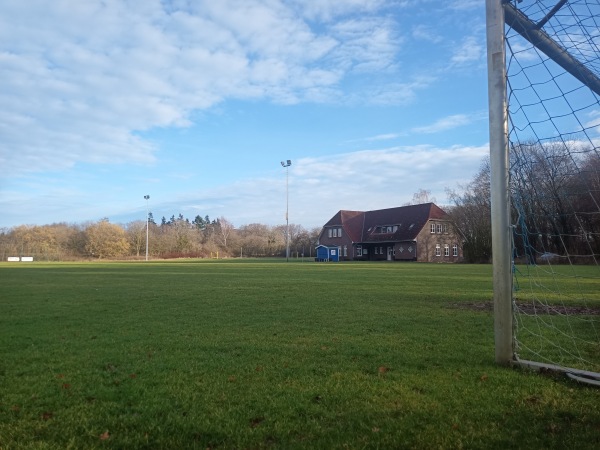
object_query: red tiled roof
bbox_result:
[323,203,449,243]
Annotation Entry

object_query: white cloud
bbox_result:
[0,143,489,228]
[584,110,600,135]
[411,114,473,134]
[290,0,388,22]
[412,25,443,43]
[360,76,435,105]
[365,133,402,142]
[0,0,402,177]
[451,36,484,65]
[155,144,489,228]
[449,0,480,11]
[327,17,400,72]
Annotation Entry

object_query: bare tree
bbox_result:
[216,217,235,249]
[126,220,146,257]
[404,189,436,206]
[446,160,492,263]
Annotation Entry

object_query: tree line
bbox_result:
[2,141,597,263]
[447,141,599,264]
[0,213,321,261]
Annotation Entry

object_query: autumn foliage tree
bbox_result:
[85,219,130,259]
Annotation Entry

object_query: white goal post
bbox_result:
[486,0,600,385]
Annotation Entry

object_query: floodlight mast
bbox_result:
[280,160,292,262]
[144,195,150,261]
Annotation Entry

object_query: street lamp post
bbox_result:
[280,160,292,262]
[144,195,150,261]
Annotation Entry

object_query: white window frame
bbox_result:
[444,244,450,257]
[436,224,442,234]
[453,244,458,257]
[430,223,436,233]
[332,228,337,238]
[435,244,441,257]
[343,245,347,257]
[338,228,343,237]
[328,228,332,238]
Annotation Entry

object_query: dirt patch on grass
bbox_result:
[450,302,600,315]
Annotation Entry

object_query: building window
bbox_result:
[430,223,436,233]
[332,228,337,237]
[357,246,362,257]
[444,244,450,257]
[343,245,347,257]
[408,246,413,253]
[399,246,404,253]
[436,224,442,234]
[363,248,368,255]
[453,244,458,257]
[435,244,441,256]
[374,247,378,255]
[338,228,342,237]
[443,223,448,233]
[328,229,332,238]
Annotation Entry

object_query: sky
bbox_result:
[0,0,490,230]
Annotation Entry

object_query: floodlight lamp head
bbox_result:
[287,160,292,166]
[144,195,150,200]
[280,161,285,167]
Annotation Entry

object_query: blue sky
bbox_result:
[0,0,489,230]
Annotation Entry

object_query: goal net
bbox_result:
[488,0,600,384]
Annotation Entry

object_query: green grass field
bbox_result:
[1,260,599,449]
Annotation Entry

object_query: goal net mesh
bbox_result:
[504,0,600,378]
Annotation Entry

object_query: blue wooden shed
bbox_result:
[315,245,340,262]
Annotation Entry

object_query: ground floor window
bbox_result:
[343,245,347,257]
[444,244,449,257]
[435,244,441,256]
[357,246,362,257]
[453,244,458,256]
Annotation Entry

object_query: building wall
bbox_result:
[393,242,417,261]
[415,220,462,262]
[319,219,463,263]
[318,225,354,260]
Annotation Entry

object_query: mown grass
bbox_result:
[0,260,599,449]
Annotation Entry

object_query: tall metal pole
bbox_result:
[281,160,292,262]
[486,0,513,365]
[144,195,150,262]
